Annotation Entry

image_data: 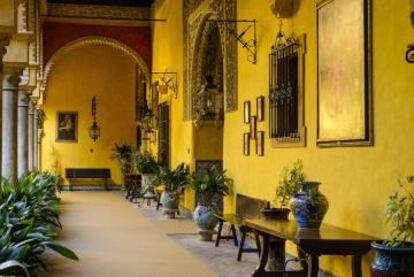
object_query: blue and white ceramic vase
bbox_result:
[371,242,414,276]
[290,181,329,229]
[193,205,218,241]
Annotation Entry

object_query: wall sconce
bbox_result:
[89,96,101,142]
[151,71,178,98]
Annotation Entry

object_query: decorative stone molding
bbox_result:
[183,0,238,121]
[42,36,150,97]
[47,3,150,21]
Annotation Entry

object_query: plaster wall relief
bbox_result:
[183,0,237,121]
[47,3,150,21]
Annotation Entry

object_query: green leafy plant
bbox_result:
[133,151,159,174]
[110,144,134,174]
[189,166,232,207]
[385,176,414,247]
[154,163,188,192]
[0,171,78,276]
[274,160,305,208]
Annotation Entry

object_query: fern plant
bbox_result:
[385,176,414,247]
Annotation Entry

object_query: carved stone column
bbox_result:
[2,68,22,181]
[17,89,29,177]
[27,100,34,171]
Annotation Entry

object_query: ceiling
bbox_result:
[47,0,154,7]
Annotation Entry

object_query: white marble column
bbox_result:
[17,89,29,177]
[2,68,21,182]
[0,36,10,177]
[27,100,34,171]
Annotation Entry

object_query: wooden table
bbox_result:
[244,218,378,277]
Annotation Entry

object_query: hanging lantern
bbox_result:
[89,97,101,142]
[196,75,224,121]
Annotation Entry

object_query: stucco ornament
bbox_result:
[183,0,237,121]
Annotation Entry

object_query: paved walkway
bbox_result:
[49,191,217,277]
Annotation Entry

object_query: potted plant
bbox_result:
[261,160,305,220]
[189,166,232,241]
[110,144,134,189]
[133,151,159,197]
[371,176,414,276]
[155,163,188,219]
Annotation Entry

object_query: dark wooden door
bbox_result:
[158,103,170,167]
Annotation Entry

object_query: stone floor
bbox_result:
[123,194,260,277]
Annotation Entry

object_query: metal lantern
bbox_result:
[196,75,223,121]
[89,97,101,142]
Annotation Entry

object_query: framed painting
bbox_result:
[250,116,257,140]
[256,131,264,156]
[316,0,372,147]
[56,112,78,143]
[256,96,265,122]
[243,133,250,156]
[243,101,251,124]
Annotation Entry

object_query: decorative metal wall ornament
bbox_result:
[151,71,178,98]
[208,19,257,64]
[89,97,100,142]
[406,44,414,63]
[183,0,238,121]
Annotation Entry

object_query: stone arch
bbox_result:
[42,36,150,94]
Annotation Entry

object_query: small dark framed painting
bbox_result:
[56,112,78,143]
[243,132,250,156]
[250,116,257,140]
[243,101,251,124]
[256,96,265,121]
[256,131,264,156]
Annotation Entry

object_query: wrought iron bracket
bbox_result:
[406,44,414,63]
[208,19,257,64]
[151,71,178,98]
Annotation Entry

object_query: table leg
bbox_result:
[267,236,286,271]
[215,220,224,247]
[252,233,270,277]
[297,246,308,272]
[352,255,362,277]
[307,255,319,277]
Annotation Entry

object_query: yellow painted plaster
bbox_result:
[152,0,414,275]
[41,45,137,186]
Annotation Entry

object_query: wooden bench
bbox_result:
[215,194,270,261]
[65,168,111,191]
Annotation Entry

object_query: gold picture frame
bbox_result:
[243,101,251,124]
[256,131,264,156]
[56,111,78,143]
[256,96,265,122]
[243,132,250,156]
[250,116,257,140]
[316,0,372,147]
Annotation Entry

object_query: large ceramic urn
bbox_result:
[290,181,329,229]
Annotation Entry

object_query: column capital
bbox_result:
[3,67,23,90]
[18,90,30,108]
[0,34,10,58]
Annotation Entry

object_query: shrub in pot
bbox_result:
[261,160,305,220]
[154,163,188,218]
[110,144,134,189]
[134,151,159,197]
[189,166,232,241]
[371,176,414,276]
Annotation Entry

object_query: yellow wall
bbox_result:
[152,0,414,275]
[41,45,137,185]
